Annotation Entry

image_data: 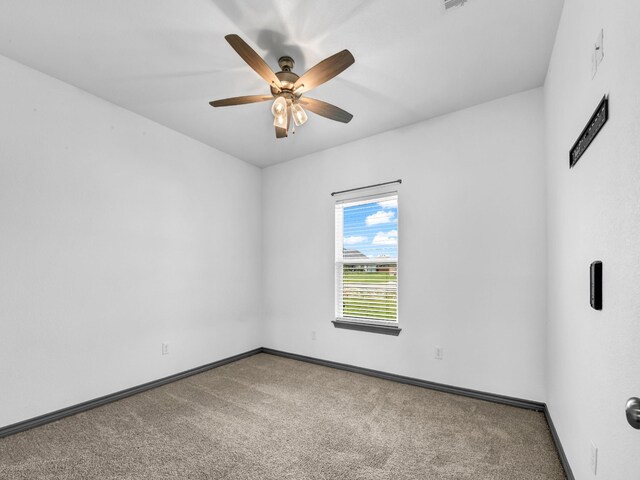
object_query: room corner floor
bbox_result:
[0,353,565,479]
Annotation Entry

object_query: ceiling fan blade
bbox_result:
[209,95,273,107]
[225,34,282,90]
[298,97,353,123]
[275,126,288,138]
[293,50,355,94]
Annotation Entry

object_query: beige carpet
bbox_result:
[0,353,565,479]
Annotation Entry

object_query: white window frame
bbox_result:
[335,191,399,327]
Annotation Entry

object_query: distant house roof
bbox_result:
[343,248,368,259]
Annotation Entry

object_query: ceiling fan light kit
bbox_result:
[210,34,354,139]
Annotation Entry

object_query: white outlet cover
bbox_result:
[435,347,444,360]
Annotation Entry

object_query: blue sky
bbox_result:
[343,196,397,259]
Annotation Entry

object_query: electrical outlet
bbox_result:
[312,330,317,340]
[162,343,169,355]
[435,346,444,360]
[590,441,598,475]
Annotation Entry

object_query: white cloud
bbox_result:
[377,198,397,209]
[372,230,398,245]
[366,210,395,226]
[343,235,367,245]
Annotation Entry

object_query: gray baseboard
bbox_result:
[0,347,262,439]
[544,405,575,480]
[262,347,545,411]
[0,345,575,480]
[263,348,573,479]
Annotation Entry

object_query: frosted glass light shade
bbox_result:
[273,110,287,127]
[271,96,287,116]
[291,103,308,126]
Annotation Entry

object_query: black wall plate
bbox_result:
[570,95,608,168]
[590,261,602,310]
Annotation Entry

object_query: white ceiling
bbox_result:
[0,0,563,167]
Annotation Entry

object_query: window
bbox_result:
[335,193,399,333]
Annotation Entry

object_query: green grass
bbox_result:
[342,266,397,321]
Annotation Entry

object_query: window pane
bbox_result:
[342,196,397,260]
[342,264,397,321]
[335,193,398,323]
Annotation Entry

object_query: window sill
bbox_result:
[332,319,402,336]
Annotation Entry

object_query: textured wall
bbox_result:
[262,89,548,402]
[544,0,640,478]
[0,55,263,428]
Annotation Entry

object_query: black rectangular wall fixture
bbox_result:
[569,95,608,168]
[590,261,603,310]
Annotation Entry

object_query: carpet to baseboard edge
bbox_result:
[0,347,262,439]
[0,345,574,479]
[543,405,575,480]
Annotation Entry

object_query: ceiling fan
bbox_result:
[210,34,354,139]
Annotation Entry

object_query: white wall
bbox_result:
[544,1,640,478]
[262,88,548,402]
[0,55,262,428]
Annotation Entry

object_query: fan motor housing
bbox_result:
[271,70,300,97]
